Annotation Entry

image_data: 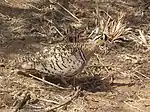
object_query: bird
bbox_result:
[20,33,107,86]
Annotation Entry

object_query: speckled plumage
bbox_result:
[21,35,105,81]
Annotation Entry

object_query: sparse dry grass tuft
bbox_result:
[100,12,131,41]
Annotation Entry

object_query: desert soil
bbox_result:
[0,0,150,112]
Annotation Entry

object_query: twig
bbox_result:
[94,53,113,81]
[43,18,64,37]
[52,26,64,38]
[135,71,150,80]
[27,3,42,11]
[56,2,81,22]
[69,2,78,10]
[38,98,60,105]
[100,10,113,19]
[45,87,81,111]
[11,26,24,32]
[138,29,148,46]
[94,53,109,73]
[28,74,68,90]
[131,65,150,81]
[27,104,43,109]
[88,27,99,38]
[11,91,30,112]
[124,101,145,112]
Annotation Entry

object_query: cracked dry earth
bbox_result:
[0,0,150,112]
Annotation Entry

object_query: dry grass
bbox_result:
[100,12,131,41]
[0,0,150,112]
[132,29,150,49]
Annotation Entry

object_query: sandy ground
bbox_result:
[0,0,150,112]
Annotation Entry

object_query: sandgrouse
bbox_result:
[21,34,106,85]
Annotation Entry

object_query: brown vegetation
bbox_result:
[0,0,150,112]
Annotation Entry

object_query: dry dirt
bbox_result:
[0,0,150,112]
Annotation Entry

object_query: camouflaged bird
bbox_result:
[21,34,106,84]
